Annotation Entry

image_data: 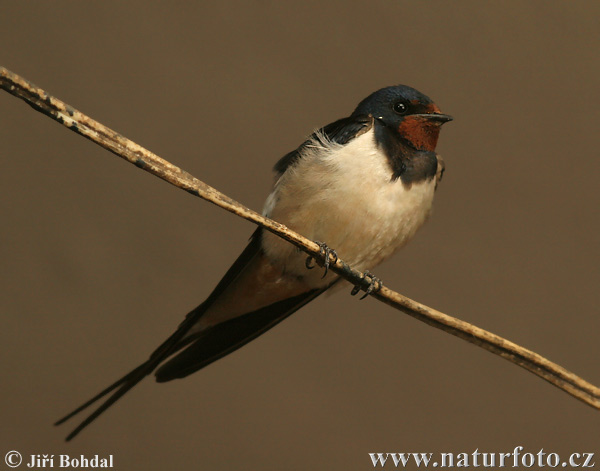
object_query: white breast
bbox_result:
[261,128,437,288]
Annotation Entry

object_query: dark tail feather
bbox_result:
[54,363,146,427]
[55,230,265,440]
[55,287,324,440]
[155,288,329,382]
[55,301,208,441]
[59,362,154,441]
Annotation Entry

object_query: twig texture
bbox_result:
[2,66,598,410]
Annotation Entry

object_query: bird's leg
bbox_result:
[350,271,383,300]
[305,241,338,278]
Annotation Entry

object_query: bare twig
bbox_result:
[2,66,599,410]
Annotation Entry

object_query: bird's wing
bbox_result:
[273,115,373,175]
[56,228,334,440]
[154,286,328,382]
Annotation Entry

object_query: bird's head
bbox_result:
[352,85,452,152]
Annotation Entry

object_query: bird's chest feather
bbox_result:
[262,130,437,283]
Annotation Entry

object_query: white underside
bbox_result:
[261,128,437,289]
[190,128,438,332]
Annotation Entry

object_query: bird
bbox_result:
[55,84,452,440]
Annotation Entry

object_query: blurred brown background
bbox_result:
[1,2,599,470]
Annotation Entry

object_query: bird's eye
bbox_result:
[393,101,408,114]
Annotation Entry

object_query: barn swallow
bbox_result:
[55,85,452,440]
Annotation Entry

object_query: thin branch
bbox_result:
[2,66,599,411]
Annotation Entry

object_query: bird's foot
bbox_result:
[351,271,383,300]
[305,242,338,278]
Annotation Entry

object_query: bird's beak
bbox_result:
[414,113,453,124]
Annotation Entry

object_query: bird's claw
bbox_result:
[318,242,338,278]
[305,242,338,278]
[305,255,315,270]
[351,271,383,300]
